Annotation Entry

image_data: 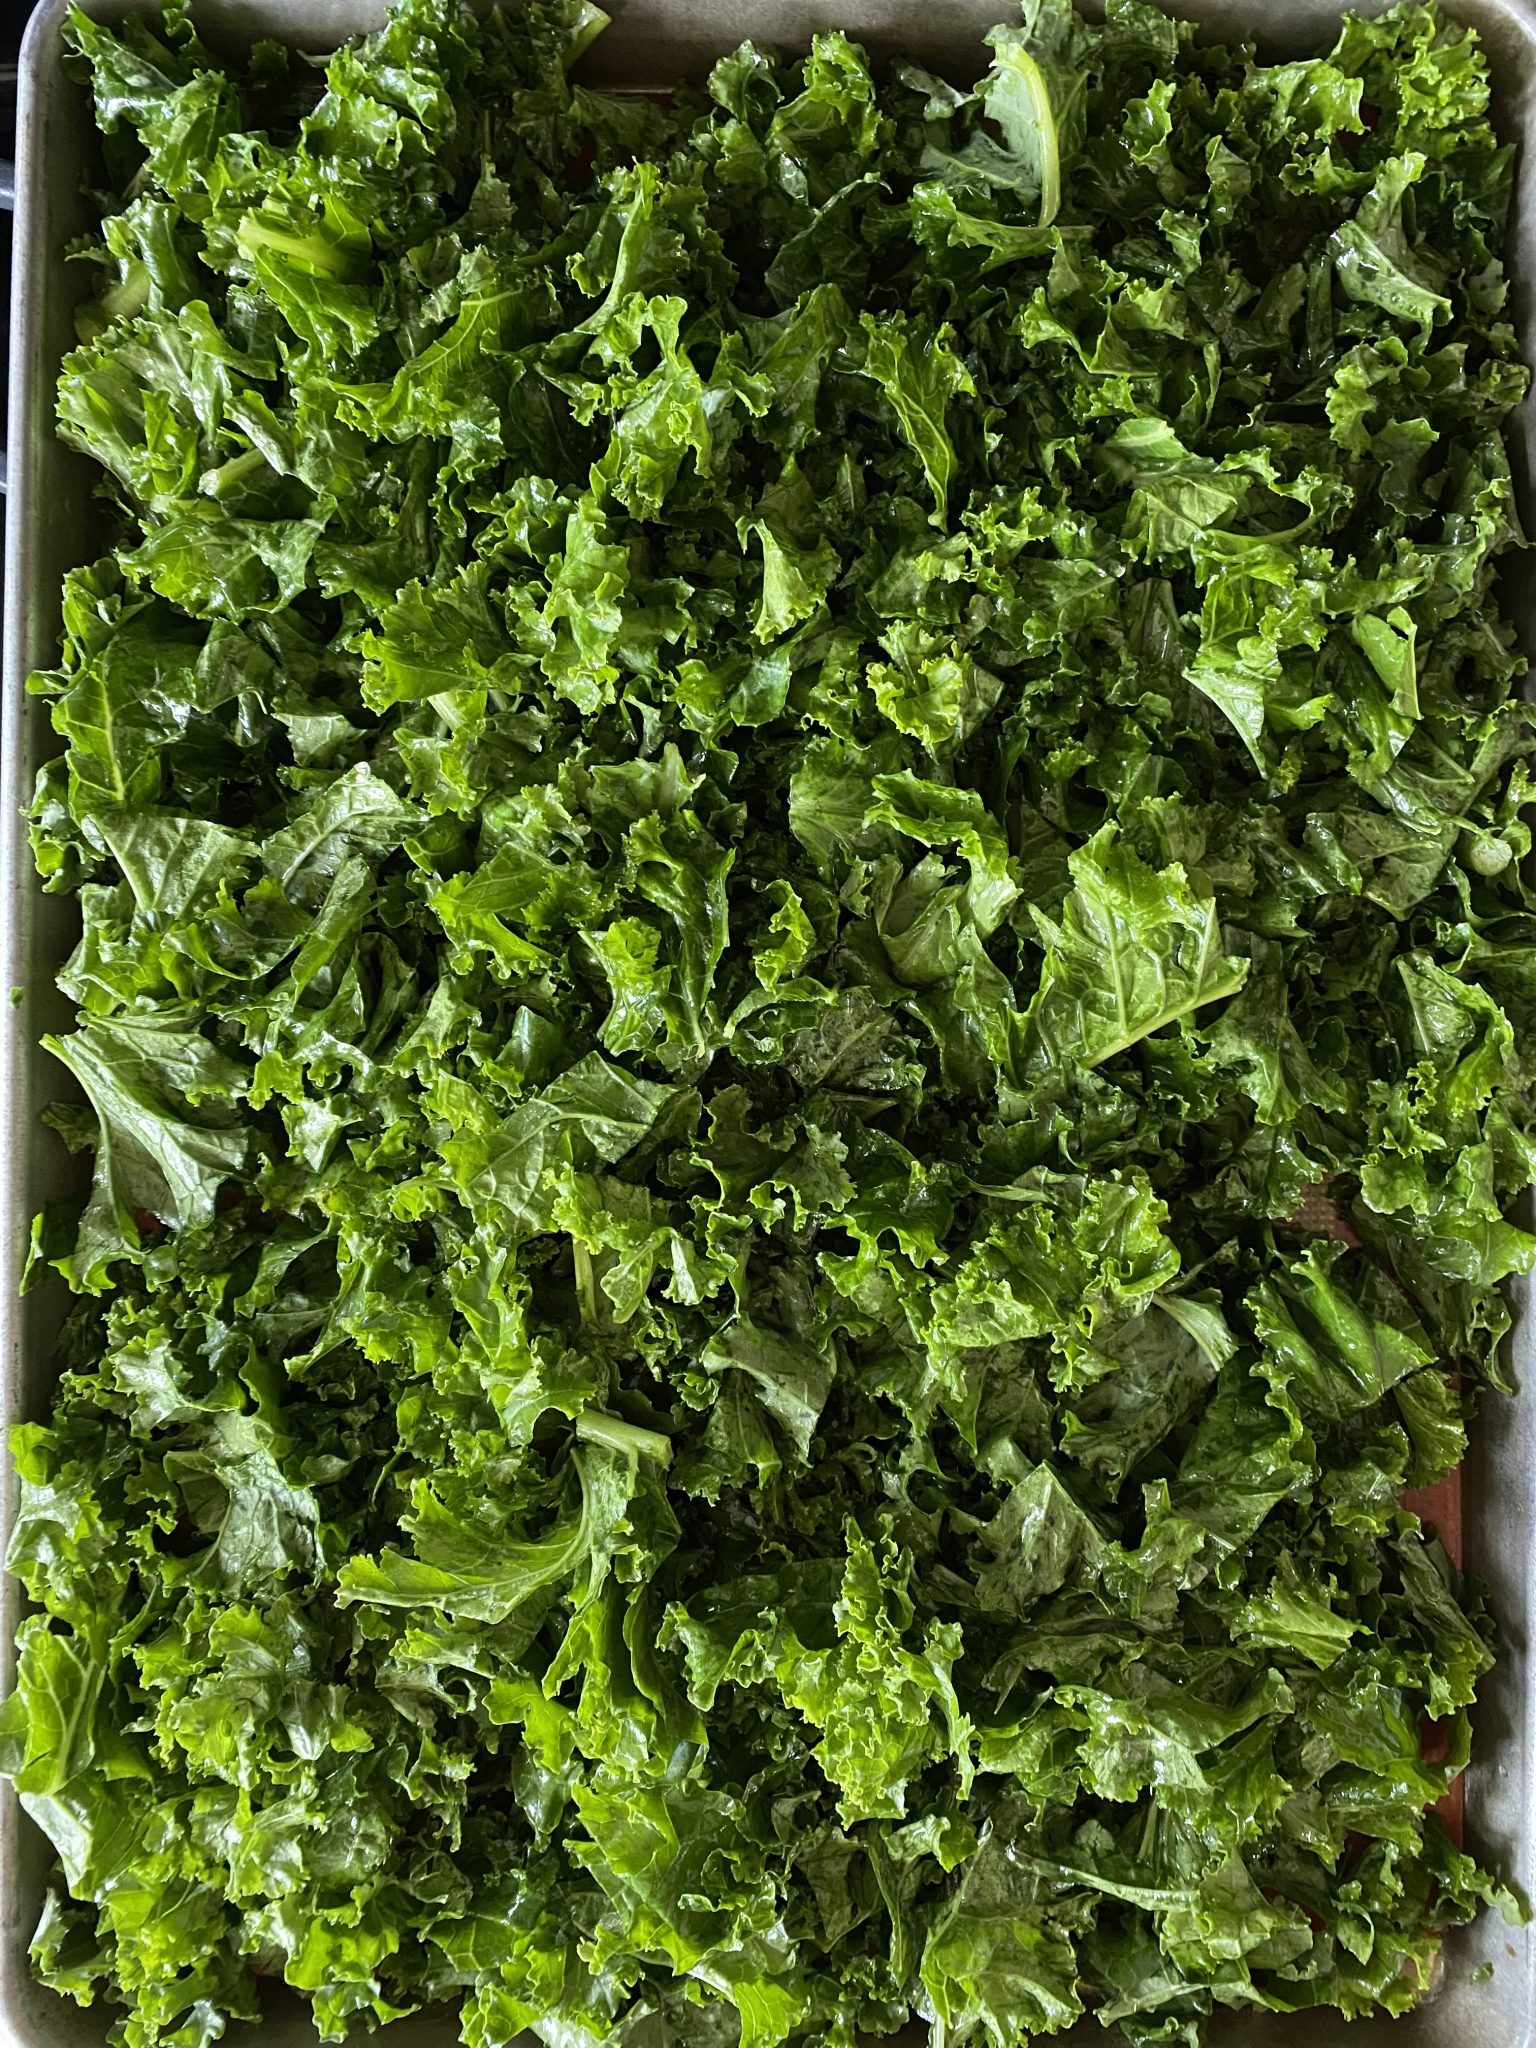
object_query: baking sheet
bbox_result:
[3,0,1535,2043]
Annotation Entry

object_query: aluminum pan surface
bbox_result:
[3,0,1536,2042]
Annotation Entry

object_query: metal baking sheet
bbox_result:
[3,0,1535,2043]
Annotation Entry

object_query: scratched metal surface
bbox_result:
[2,0,1534,2043]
